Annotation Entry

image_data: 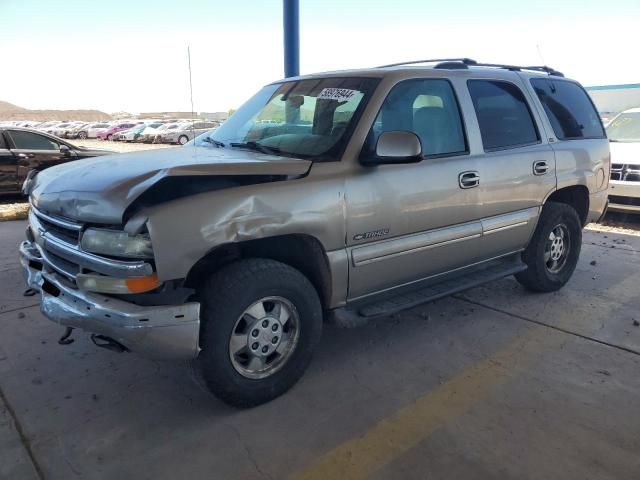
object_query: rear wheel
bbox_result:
[78,131,87,139]
[178,135,189,145]
[106,134,113,141]
[515,202,582,292]
[195,258,322,407]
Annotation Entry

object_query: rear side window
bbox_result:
[370,78,467,157]
[531,79,604,140]
[8,130,59,150]
[0,133,6,149]
[467,80,540,150]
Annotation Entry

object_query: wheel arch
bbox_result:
[544,185,590,226]
[185,233,333,309]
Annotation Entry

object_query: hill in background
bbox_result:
[0,100,112,121]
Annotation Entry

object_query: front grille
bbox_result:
[611,164,640,182]
[609,195,640,207]
[28,205,153,283]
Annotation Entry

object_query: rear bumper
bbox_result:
[20,240,201,360]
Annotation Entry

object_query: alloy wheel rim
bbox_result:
[544,224,570,274]
[228,296,300,379]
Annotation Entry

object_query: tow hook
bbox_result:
[90,334,127,353]
[58,327,75,345]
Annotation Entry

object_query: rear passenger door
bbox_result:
[465,78,556,259]
[528,78,608,211]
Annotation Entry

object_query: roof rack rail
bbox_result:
[377,58,478,68]
[377,58,564,77]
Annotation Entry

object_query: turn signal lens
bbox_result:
[125,274,161,293]
[77,273,161,294]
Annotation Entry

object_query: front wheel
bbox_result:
[78,131,87,139]
[178,135,189,145]
[515,202,582,292]
[195,258,323,407]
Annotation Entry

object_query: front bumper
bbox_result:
[608,180,640,213]
[20,240,201,360]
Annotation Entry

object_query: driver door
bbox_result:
[346,78,484,300]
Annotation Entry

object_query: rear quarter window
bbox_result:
[530,79,605,140]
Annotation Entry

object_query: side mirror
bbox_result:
[60,144,71,156]
[364,131,423,165]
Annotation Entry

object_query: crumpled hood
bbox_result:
[30,146,312,224]
[610,141,640,166]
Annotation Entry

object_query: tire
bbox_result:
[515,202,582,292]
[195,258,322,407]
[178,135,189,145]
[78,131,87,139]
[107,134,113,141]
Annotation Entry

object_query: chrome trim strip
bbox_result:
[44,237,153,278]
[29,208,153,278]
[352,222,483,267]
[351,207,539,268]
[483,221,529,235]
[31,205,82,232]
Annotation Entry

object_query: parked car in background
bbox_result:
[607,108,640,213]
[0,127,112,194]
[62,123,88,139]
[97,122,140,141]
[53,122,82,138]
[145,122,182,143]
[118,123,163,142]
[136,123,166,143]
[71,122,109,139]
[159,121,219,144]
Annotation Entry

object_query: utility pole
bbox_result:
[283,0,300,78]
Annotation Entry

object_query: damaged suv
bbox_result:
[20,59,609,407]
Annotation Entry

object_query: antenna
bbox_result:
[187,45,195,147]
[536,44,546,65]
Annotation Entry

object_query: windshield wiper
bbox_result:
[202,137,225,147]
[230,141,282,155]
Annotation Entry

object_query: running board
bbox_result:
[333,255,526,326]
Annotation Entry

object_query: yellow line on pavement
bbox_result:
[292,325,553,480]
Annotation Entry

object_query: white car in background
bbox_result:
[607,108,640,213]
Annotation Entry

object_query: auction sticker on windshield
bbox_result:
[317,88,360,102]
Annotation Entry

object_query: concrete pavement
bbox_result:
[1,219,639,479]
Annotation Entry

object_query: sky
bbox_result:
[1,0,639,114]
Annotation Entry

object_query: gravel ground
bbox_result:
[586,212,640,236]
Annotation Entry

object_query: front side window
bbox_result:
[531,79,604,140]
[605,112,640,143]
[199,77,379,160]
[8,130,59,150]
[468,80,540,151]
[367,79,467,157]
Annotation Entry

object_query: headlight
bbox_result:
[81,228,153,258]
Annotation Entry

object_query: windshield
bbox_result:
[192,77,378,160]
[606,112,640,142]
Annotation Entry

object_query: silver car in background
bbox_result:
[159,120,219,145]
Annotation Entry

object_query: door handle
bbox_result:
[459,171,480,189]
[533,160,549,176]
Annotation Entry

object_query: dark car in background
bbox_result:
[0,127,112,195]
